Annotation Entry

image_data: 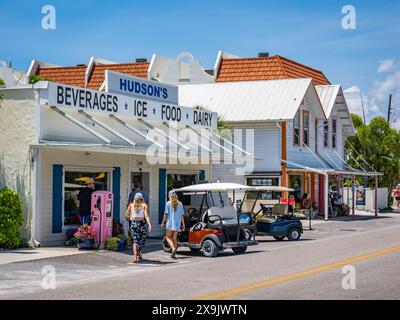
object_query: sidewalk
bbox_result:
[0,247,86,265]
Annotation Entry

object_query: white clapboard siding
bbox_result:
[287,100,328,169]
[316,102,346,170]
[253,127,281,172]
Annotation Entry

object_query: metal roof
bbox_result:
[316,85,355,135]
[179,78,325,122]
[315,85,340,118]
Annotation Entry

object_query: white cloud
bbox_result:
[344,59,400,127]
[378,59,395,73]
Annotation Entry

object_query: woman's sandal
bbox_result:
[132,257,140,263]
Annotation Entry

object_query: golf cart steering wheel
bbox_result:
[208,215,223,225]
[188,208,201,220]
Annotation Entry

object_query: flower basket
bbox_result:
[74,224,96,250]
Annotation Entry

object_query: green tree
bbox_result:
[345,115,400,206]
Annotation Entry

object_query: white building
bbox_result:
[0,58,246,246]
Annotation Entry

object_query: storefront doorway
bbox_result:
[130,171,150,203]
[289,174,303,203]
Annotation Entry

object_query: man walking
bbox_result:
[78,178,95,225]
[128,183,149,206]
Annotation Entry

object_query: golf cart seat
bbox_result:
[203,206,249,226]
[257,204,289,223]
[272,204,289,216]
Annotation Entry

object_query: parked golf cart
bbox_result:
[161,182,258,257]
[240,186,303,241]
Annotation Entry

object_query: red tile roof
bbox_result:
[36,62,150,89]
[215,55,330,85]
[36,65,87,87]
[86,62,149,89]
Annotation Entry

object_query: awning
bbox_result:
[284,160,383,176]
[38,104,253,163]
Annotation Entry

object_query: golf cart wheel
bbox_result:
[273,236,285,241]
[162,236,172,253]
[201,239,219,257]
[287,228,301,241]
[232,246,247,254]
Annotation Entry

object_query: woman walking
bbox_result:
[161,190,185,259]
[125,193,152,263]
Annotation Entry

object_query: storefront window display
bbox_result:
[64,171,109,226]
[167,173,197,206]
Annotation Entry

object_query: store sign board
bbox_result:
[105,70,178,104]
[355,186,366,206]
[47,82,216,129]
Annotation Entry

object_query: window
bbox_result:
[323,121,329,147]
[332,118,337,148]
[303,110,309,146]
[167,173,197,206]
[64,170,110,226]
[293,110,301,146]
[246,177,280,200]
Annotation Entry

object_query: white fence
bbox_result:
[342,187,389,212]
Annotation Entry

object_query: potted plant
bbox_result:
[73,224,95,249]
[105,234,128,251]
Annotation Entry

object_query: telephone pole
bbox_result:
[387,94,392,124]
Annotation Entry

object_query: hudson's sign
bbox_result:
[46,82,216,129]
[105,70,178,104]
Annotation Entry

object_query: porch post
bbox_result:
[281,122,288,199]
[352,175,355,215]
[324,173,329,221]
[375,175,378,217]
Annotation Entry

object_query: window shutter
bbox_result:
[158,168,167,224]
[199,170,205,182]
[112,167,121,221]
[52,164,63,233]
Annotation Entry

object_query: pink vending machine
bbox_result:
[91,191,113,248]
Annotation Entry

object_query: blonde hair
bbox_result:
[133,198,144,212]
[170,196,179,211]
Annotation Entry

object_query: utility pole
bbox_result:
[387,94,392,124]
[360,91,366,125]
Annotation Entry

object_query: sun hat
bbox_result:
[134,192,143,200]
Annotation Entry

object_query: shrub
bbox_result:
[105,237,120,251]
[0,187,23,249]
[0,78,5,86]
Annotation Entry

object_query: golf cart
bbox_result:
[241,186,303,241]
[161,182,258,257]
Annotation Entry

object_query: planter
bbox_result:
[77,238,95,249]
[117,239,127,251]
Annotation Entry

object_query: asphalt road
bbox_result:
[1,214,400,300]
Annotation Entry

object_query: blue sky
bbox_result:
[1,0,399,124]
